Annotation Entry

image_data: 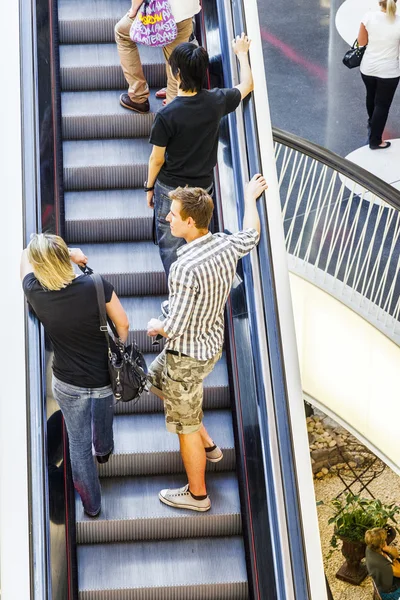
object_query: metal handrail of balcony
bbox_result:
[273,128,400,344]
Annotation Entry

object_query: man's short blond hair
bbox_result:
[169,186,214,230]
[28,233,75,291]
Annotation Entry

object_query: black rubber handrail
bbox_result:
[20,0,50,595]
[272,127,400,212]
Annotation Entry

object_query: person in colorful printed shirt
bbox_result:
[115,0,201,111]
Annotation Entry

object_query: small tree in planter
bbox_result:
[321,494,400,585]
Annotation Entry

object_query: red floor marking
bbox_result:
[260,28,328,82]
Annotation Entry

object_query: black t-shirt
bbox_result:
[23,273,114,388]
[149,87,242,188]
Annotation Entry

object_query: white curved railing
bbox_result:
[272,130,400,466]
[274,130,400,346]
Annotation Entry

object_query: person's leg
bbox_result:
[198,423,214,448]
[114,13,149,104]
[153,180,186,277]
[91,386,114,460]
[361,73,377,140]
[162,18,194,103]
[148,349,167,399]
[163,352,221,491]
[178,431,207,496]
[52,376,101,516]
[369,76,400,147]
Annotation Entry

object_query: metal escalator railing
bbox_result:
[20,0,53,596]
[273,128,400,343]
[25,0,266,598]
[20,0,327,599]
[217,1,327,598]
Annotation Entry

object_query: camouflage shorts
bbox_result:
[148,349,222,434]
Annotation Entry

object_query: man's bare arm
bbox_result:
[242,174,268,234]
[232,33,253,99]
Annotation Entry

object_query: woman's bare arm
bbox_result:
[358,23,368,46]
[106,292,130,343]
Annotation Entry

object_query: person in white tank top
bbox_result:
[115,1,201,112]
[358,0,400,149]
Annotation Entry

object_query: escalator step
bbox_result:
[98,410,235,477]
[78,536,248,599]
[60,43,165,91]
[62,90,162,140]
[63,138,151,191]
[58,0,128,44]
[76,242,167,296]
[115,352,230,414]
[76,472,241,544]
[122,295,167,352]
[65,189,153,243]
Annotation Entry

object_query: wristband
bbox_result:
[144,181,155,192]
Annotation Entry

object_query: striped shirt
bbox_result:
[163,228,260,360]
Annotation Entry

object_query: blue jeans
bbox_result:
[154,180,213,278]
[52,376,114,515]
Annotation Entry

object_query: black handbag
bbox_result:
[91,273,148,403]
[343,40,367,69]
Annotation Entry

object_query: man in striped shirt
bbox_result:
[147,173,268,512]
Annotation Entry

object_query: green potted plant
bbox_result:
[321,494,400,585]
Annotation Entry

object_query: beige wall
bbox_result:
[0,1,30,598]
[290,273,400,474]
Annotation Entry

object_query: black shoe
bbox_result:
[84,507,101,518]
[369,141,391,150]
[96,447,113,464]
[120,93,150,113]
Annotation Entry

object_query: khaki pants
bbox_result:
[115,15,193,104]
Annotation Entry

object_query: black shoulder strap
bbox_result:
[91,273,111,347]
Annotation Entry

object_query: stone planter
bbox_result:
[336,537,368,585]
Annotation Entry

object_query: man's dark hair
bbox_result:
[169,43,209,93]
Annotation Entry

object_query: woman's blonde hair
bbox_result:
[365,528,387,551]
[28,233,75,291]
[380,0,397,19]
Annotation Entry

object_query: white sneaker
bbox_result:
[158,484,211,512]
[205,445,223,463]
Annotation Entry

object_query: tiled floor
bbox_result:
[257,0,400,167]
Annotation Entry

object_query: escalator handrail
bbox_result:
[217,0,315,598]
[20,0,53,596]
[273,127,400,212]
[230,1,330,598]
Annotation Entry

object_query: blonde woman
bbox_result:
[365,528,400,599]
[21,234,129,517]
[358,0,400,149]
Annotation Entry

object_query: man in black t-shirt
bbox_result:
[145,33,254,277]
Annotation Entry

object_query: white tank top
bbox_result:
[360,11,400,78]
[169,0,201,24]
